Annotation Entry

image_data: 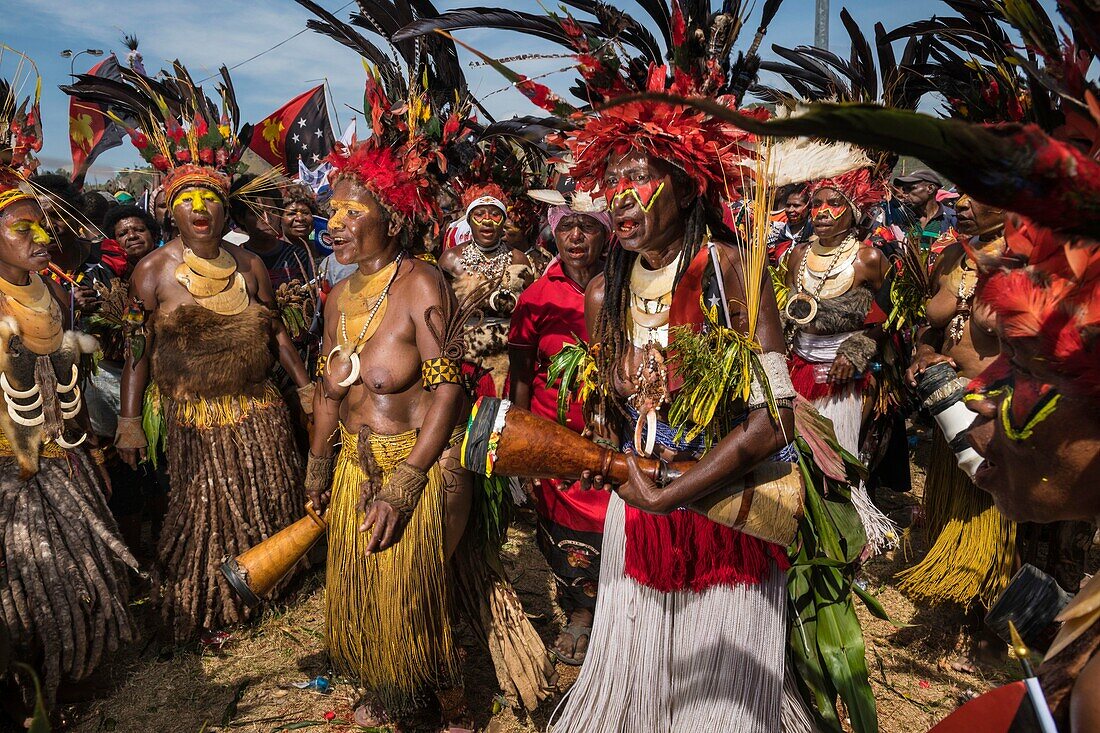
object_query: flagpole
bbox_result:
[306,77,342,138]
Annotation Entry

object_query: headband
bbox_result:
[548,205,612,236]
[465,195,507,219]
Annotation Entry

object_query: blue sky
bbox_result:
[5,0,1062,183]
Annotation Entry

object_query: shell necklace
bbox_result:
[461,242,510,282]
[785,235,860,326]
[328,252,403,388]
[175,246,249,316]
[629,252,681,349]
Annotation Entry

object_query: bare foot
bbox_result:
[551,607,594,666]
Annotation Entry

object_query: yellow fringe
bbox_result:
[325,423,461,714]
[896,432,1016,609]
[0,431,68,458]
[165,383,282,429]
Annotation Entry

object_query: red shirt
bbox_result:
[507,259,587,432]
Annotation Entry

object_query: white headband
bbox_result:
[465,195,507,219]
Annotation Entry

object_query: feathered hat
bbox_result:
[394,0,788,205]
[0,47,43,213]
[295,0,476,228]
[61,60,253,206]
[972,215,1100,399]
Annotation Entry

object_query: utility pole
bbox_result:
[815,0,829,49]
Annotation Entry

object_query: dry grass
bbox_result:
[61,436,1019,733]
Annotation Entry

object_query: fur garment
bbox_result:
[0,318,98,477]
[152,304,276,401]
[836,332,878,373]
[784,285,873,335]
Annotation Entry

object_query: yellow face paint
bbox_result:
[328,198,370,230]
[471,214,504,228]
[172,188,221,213]
[609,180,666,213]
[6,219,51,245]
[998,386,1062,441]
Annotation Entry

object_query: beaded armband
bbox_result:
[422,356,462,390]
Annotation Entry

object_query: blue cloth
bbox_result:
[624,407,796,463]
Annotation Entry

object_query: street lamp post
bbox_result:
[60,48,105,77]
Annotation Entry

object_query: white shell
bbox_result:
[6,405,44,427]
[4,391,42,411]
[56,364,79,393]
[55,433,87,449]
[0,372,38,400]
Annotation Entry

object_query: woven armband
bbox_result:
[748,352,797,408]
[114,416,148,451]
[422,356,462,390]
[305,453,335,498]
[375,461,429,526]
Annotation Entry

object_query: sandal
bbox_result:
[549,624,592,667]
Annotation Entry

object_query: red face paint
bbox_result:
[605,178,665,211]
[811,203,848,221]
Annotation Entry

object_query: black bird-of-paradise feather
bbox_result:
[607,94,1100,238]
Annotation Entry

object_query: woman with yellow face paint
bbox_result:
[113,169,313,643]
[0,71,139,710]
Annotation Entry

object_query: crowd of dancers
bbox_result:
[1,1,1099,731]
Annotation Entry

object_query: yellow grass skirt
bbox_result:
[325,424,459,715]
[897,432,1016,609]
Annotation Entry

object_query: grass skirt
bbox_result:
[325,424,459,716]
[810,387,898,555]
[158,384,304,643]
[1,449,139,702]
[897,432,1016,608]
[550,493,788,733]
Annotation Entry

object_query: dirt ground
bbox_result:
[50,431,1029,733]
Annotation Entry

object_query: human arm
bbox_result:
[250,252,311,390]
[1071,654,1100,733]
[906,249,957,386]
[358,265,466,552]
[828,246,889,383]
[305,288,344,510]
[115,260,157,470]
[506,291,539,410]
[616,245,795,512]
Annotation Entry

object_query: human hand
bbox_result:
[613,454,670,514]
[828,355,856,384]
[905,351,955,387]
[118,446,147,471]
[579,469,612,492]
[359,500,401,553]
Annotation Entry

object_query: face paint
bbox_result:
[173,189,220,213]
[328,198,369,230]
[811,203,849,221]
[6,219,50,244]
[999,380,1062,441]
[471,212,504,227]
[605,178,665,212]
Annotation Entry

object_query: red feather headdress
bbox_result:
[807,168,886,215]
[973,215,1100,397]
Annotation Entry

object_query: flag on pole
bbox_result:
[68,55,129,184]
[248,86,334,174]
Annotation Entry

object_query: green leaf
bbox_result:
[853,582,906,628]
[13,664,51,733]
[785,574,844,732]
[798,453,844,561]
[815,595,879,733]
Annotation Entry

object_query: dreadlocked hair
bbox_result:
[589,183,732,427]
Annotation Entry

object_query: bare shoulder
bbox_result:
[131,243,177,281]
[437,244,461,271]
[400,257,448,302]
[857,243,885,266]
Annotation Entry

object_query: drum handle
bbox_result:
[304,500,327,528]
